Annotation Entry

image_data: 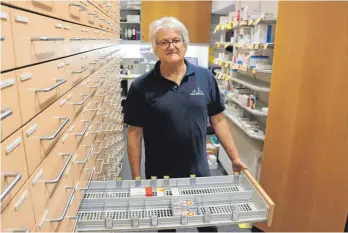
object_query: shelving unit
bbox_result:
[212,4,277,180]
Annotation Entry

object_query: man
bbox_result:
[124,17,247,232]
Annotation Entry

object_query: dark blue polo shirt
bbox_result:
[124,59,225,178]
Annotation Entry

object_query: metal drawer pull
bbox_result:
[40,117,69,140]
[73,145,93,164]
[1,108,13,121]
[95,159,104,174]
[77,168,94,190]
[0,36,4,41]
[87,101,101,111]
[72,94,89,105]
[92,140,103,155]
[31,37,64,41]
[101,138,110,149]
[75,120,91,136]
[35,79,66,93]
[72,66,88,74]
[70,38,95,41]
[46,188,75,222]
[69,3,87,11]
[42,153,72,184]
[0,173,21,201]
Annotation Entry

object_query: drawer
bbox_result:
[9,1,60,18]
[1,6,16,71]
[1,182,36,232]
[11,8,65,67]
[22,93,74,176]
[29,139,76,220]
[62,22,85,56]
[56,1,88,25]
[0,71,22,141]
[16,59,68,124]
[34,167,76,232]
[1,130,29,212]
[64,54,91,87]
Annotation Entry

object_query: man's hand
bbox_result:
[232,157,248,173]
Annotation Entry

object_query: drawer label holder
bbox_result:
[26,124,38,137]
[15,16,29,23]
[14,190,28,211]
[20,73,33,82]
[0,78,15,90]
[6,137,22,154]
[32,169,43,186]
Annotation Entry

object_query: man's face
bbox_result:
[154,28,187,64]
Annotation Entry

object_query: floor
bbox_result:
[120,127,251,232]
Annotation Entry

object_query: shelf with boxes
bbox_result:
[120,6,141,41]
[212,3,277,180]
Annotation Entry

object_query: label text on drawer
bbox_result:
[6,137,22,154]
[57,63,65,69]
[0,78,15,89]
[55,23,63,29]
[20,73,33,82]
[26,124,38,137]
[60,98,67,106]
[15,16,29,23]
[32,169,43,186]
[14,190,28,211]
[63,25,71,30]
[0,12,8,20]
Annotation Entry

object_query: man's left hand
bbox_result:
[232,158,248,173]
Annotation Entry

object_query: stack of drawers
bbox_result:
[1,1,123,232]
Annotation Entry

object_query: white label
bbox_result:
[32,169,43,186]
[68,125,75,133]
[81,28,85,32]
[63,25,71,30]
[20,73,33,82]
[26,124,38,137]
[0,11,8,20]
[14,190,28,211]
[65,164,72,175]
[6,137,22,154]
[62,133,69,143]
[85,28,89,32]
[60,98,67,106]
[67,94,72,100]
[55,23,63,29]
[0,78,15,89]
[15,16,29,23]
[57,63,65,69]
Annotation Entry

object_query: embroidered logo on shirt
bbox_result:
[190,87,204,96]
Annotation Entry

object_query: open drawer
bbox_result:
[77,171,274,231]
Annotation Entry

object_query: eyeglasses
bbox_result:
[156,38,185,50]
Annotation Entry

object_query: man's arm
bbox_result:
[210,112,247,172]
[127,126,143,179]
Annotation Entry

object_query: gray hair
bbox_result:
[149,17,190,49]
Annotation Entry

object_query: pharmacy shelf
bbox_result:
[230,75,271,93]
[226,96,268,117]
[223,107,265,141]
[238,67,272,77]
[77,173,273,231]
[214,18,276,33]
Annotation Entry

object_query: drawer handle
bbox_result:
[0,36,4,41]
[72,94,89,105]
[86,101,102,111]
[46,187,75,222]
[40,117,69,140]
[42,153,72,184]
[0,173,21,201]
[75,120,91,136]
[35,79,67,92]
[31,37,64,41]
[73,145,93,164]
[76,168,94,190]
[97,90,108,97]
[70,38,95,41]
[89,121,103,134]
[1,108,13,121]
[69,3,87,11]
[72,66,88,74]
[94,159,104,175]
[97,107,110,116]
[92,140,104,155]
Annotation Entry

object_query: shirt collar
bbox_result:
[154,58,196,79]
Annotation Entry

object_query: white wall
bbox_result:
[118,42,209,68]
